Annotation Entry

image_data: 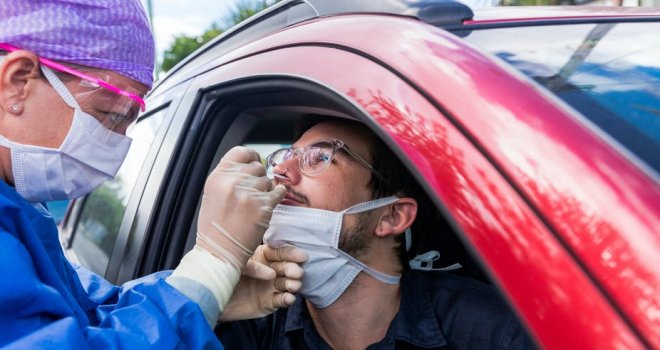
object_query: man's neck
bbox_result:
[307,273,401,350]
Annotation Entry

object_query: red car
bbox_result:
[59,1,660,348]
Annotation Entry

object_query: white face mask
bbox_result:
[0,65,132,202]
[264,196,401,308]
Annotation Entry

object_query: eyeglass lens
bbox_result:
[267,140,336,176]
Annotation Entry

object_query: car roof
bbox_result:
[149,0,660,95]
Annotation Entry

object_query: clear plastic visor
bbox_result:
[61,74,143,135]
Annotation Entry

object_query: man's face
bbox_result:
[272,121,379,257]
[273,121,376,211]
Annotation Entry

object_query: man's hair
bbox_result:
[294,116,449,270]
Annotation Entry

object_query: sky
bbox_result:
[140,0,239,67]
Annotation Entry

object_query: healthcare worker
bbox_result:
[0,1,306,348]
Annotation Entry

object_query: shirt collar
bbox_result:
[391,272,447,347]
[283,272,447,348]
[284,293,306,333]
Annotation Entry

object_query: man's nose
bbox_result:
[272,157,301,185]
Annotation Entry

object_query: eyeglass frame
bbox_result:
[266,138,385,181]
[0,43,146,112]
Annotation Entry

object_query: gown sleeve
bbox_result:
[0,201,223,349]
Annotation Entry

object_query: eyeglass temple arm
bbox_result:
[340,146,385,181]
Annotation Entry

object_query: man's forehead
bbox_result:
[295,121,373,160]
[296,121,354,144]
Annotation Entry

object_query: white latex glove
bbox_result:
[166,147,286,327]
[220,245,308,321]
[196,146,286,269]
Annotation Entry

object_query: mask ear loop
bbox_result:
[406,227,463,272]
[405,228,412,252]
[42,65,126,143]
[40,65,79,109]
[343,196,399,214]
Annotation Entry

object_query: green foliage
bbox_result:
[228,0,275,25]
[161,25,222,72]
[159,0,281,73]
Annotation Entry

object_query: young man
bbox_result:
[217,117,536,349]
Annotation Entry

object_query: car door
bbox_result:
[130,40,634,350]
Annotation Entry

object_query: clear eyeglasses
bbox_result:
[266,138,384,180]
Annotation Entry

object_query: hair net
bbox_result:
[0,0,155,88]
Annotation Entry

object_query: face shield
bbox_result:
[0,43,146,135]
[64,72,145,135]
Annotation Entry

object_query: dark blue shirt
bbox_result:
[217,271,536,349]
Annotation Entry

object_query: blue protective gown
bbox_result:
[0,180,223,349]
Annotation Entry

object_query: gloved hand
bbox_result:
[166,146,286,327]
[196,146,286,270]
[220,244,307,321]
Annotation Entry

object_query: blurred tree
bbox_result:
[160,0,281,73]
[76,179,126,255]
[228,0,277,24]
[161,24,222,72]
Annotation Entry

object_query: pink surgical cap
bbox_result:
[0,0,155,88]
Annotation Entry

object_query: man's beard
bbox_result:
[338,211,374,260]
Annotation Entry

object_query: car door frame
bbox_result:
[127,33,653,347]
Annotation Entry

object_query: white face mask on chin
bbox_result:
[264,196,402,309]
[0,65,132,203]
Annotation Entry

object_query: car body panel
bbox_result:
[181,39,647,348]
[186,15,659,347]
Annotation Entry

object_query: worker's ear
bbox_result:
[373,197,417,238]
[0,50,41,116]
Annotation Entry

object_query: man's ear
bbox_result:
[0,51,41,115]
[374,197,417,238]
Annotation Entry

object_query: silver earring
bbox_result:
[10,104,19,112]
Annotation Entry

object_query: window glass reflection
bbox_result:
[461,22,660,174]
[71,109,166,275]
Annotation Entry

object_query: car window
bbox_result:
[70,109,166,275]
[458,22,660,175]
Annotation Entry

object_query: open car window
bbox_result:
[186,88,539,347]
[180,88,494,284]
[150,76,539,346]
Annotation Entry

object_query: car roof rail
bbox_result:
[305,0,474,27]
[151,0,473,93]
